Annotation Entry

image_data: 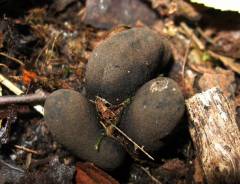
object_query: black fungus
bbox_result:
[120,77,185,152]
[44,89,126,170]
[85,27,172,104]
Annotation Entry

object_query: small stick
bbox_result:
[0,73,44,115]
[0,74,23,95]
[180,22,205,50]
[140,166,162,184]
[14,145,40,155]
[0,159,25,173]
[99,121,154,160]
[0,63,9,68]
[208,50,240,74]
[0,91,49,105]
[25,153,32,169]
[0,85,2,125]
[196,27,215,45]
[0,52,25,66]
[182,41,191,78]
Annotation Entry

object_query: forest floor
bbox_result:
[0,0,240,183]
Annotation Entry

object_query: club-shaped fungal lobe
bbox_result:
[85,27,172,104]
[44,89,126,170]
[120,77,185,152]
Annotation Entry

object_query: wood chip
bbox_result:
[186,88,240,184]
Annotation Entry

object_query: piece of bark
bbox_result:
[186,88,240,184]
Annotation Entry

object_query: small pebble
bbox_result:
[44,89,126,170]
[120,77,185,152]
[85,27,172,104]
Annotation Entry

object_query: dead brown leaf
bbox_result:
[211,30,240,59]
[76,162,119,184]
[151,0,201,21]
[95,96,125,136]
[96,97,116,121]
[198,67,236,98]
[208,51,240,74]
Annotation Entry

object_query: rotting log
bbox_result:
[186,87,240,184]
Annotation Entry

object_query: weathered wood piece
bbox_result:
[186,87,240,184]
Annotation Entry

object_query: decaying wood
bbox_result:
[186,87,240,184]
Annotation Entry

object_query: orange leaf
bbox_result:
[22,69,37,85]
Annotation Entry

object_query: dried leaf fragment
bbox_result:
[22,69,37,86]
[76,162,119,184]
[198,68,236,98]
[208,51,240,74]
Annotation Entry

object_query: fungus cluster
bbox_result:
[44,28,185,170]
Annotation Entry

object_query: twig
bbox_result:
[182,41,191,78]
[14,145,40,155]
[0,73,44,115]
[35,39,52,67]
[0,91,49,105]
[99,121,154,160]
[99,121,108,130]
[180,22,205,50]
[0,159,25,173]
[140,166,162,184]
[208,50,240,74]
[0,85,2,126]
[0,52,25,66]
[196,27,215,45]
[0,63,9,68]
[25,153,32,169]
[0,74,23,95]
[45,33,60,63]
